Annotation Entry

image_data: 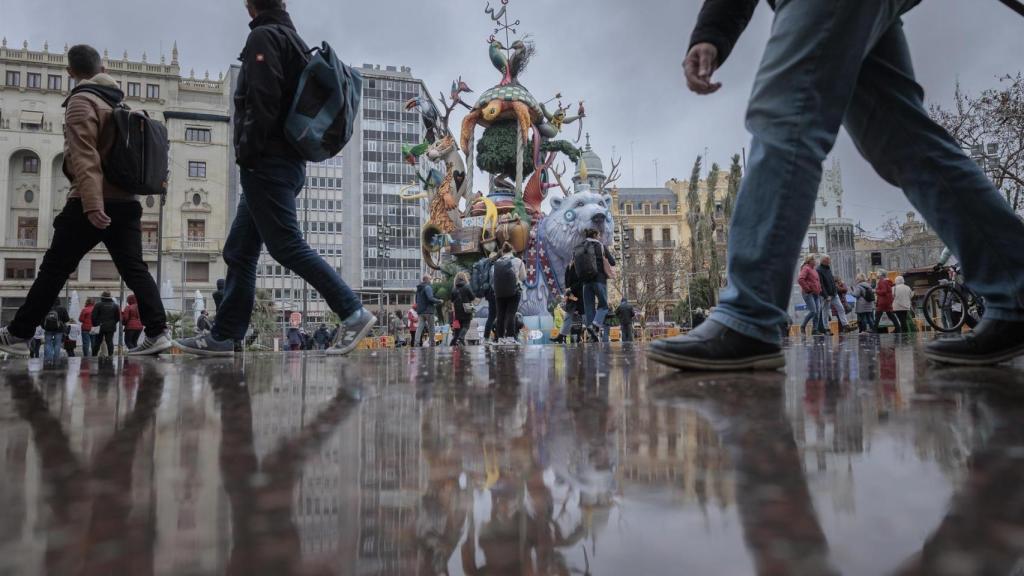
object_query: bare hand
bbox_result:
[87,210,112,230]
[684,43,722,95]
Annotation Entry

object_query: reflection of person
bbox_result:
[658,0,1024,369]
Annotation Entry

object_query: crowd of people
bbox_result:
[798,254,915,336]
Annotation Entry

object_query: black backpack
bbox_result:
[471,257,494,296]
[43,310,63,332]
[862,283,876,303]
[276,26,363,162]
[492,258,520,298]
[573,241,601,283]
[72,85,169,195]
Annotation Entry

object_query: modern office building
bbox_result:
[232,64,432,326]
[0,40,231,323]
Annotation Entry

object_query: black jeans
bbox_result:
[494,294,521,339]
[214,157,361,341]
[95,331,115,356]
[874,310,902,333]
[125,330,142,349]
[9,199,166,340]
[483,292,497,341]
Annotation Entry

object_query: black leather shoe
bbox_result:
[647,320,785,371]
[924,318,1024,366]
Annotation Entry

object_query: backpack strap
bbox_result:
[271,25,315,64]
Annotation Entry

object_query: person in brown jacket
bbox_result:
[0,44,171,357]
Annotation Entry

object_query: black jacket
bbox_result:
[91,298,120,333]
[213,279,225,311]
[564,263,584,304]
[592,241,617,283]
[617,302,635,324]
[234,9,306,168]
[452,282,476,322]
[817,264,838,297]
[416,282,440,315]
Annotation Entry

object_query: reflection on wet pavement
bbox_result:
[1,337,1023,575]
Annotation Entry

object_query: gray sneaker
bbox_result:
[327,309,377,356]
[0,327,30,357]
[175,333,236,357]
[128,332,174,356]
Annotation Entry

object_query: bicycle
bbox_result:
[922,264,985,333]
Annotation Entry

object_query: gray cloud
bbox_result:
[3,0,1020,230]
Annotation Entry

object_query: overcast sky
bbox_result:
[3,0,1021,231]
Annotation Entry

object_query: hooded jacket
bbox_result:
[234,9,306,168]
[798,263,822,295]
[876,277,895,312]
[62,74,136,213]
[79,303,95,331]
[121,295,144,331]
[451,280,476,323]
[416,282,440,315]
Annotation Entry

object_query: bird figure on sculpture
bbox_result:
[489,39,512,86]
[405,96,442,143]
[450,76,473,103]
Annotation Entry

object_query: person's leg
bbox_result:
[801,294,816,333]
[81,333,91,358]
[101,203,167,339]
[844,21,1024,324]
[8,202,101,339]
[887,311,902,333]
[244,159,362,325]
[43,333,55,361]
[592,283,609,327]
[705,0,912,345]
[209,194,263,341]
[55,333,64,358]
[484,292,497,341]
[582,284,597,326]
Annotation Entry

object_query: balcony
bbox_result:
[634,240,678,249]
[142,241,160,251]
[11,238,38,248]
[172,238,221,252]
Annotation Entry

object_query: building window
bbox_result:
[23,156,40,174]
[624,204,633,216]
[643,228,654,243]
[661,228,672,244]
[47,75,62,91]
[808,234,819,254]
[5,71,20,87]
[185,127,212,143]
[24,189,34,204]
[90,260,119,281]
[662,204,671,215]
[188,161,207,178]
[16,218,38,247]
[185,262,209,283]
[146,196,156,208]
[146,84,160,99]
[187,220,206,241]
[644,204,651,216]
[142,222,159,249]
[192,193,202,206]
[26,73,41,89]
[127,82,140,97]
[4,259,36,280]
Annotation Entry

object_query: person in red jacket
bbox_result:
[78,298,95,357]
[873,271,901,333]
[797,255,825,335]
[122,294,145,349]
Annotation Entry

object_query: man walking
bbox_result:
[176,0,375,357]
[0,45,170,357]
[798,255,825,335]
[650,0,1024,369]
[415,276,440,347]
[42,300,70,363]
[574,229,616,342]
[91,292,120,357]
[616,298,636,343]
[817,256,851,334]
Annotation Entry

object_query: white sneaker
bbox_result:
[0,327,31,357]
[128,332,173,356]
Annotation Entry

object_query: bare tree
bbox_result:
[622,244,689,327]
[599,157,622,193]
[930,74,1024,216]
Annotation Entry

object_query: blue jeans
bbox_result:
[800,293,823,333]
[709,0,1024,344]
[81,331,92,357]
[821,294,850,329]
[43,331,63,362]
[213,157,361,341]
[583,282,609,328]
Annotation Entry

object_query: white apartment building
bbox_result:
[0,39,230,323]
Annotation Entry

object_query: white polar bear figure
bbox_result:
[518,188,616,318]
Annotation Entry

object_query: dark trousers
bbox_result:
[874,310,902,333]
[483,292,498,341]
[451,322,470,345]
[894,310,911,333]
[95,331,115,356]
[125,330,142,349]
[856,312,876,332]
[214,157,361,341]
[9,199,165,340]
[494,294,521,339]
[622,323,634,342]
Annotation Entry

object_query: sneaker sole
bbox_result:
[646,349,786,372]
[173,341,236,358]
[126,340,175,357]
[325,315,378,356]
[923,340,1024,367]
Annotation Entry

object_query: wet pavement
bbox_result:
[0,336,1023,576]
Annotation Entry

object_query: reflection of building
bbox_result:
[0,41,230,321]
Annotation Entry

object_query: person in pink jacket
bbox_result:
[798,255,825,335]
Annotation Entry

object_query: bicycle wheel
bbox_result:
[923,284,966,333]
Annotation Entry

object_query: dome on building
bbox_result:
[574,134,604,180]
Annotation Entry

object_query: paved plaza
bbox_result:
[0,337,1022,575]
